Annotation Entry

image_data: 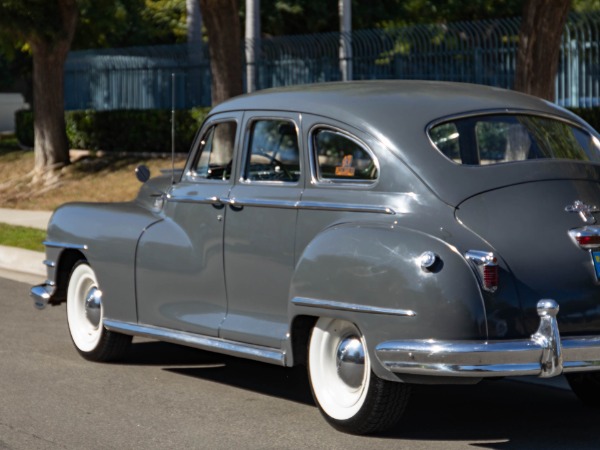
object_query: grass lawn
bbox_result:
[0,223,46,252]
[0,135,186,211]
[0,134,187,251]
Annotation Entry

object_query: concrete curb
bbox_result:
[0,245,45,277]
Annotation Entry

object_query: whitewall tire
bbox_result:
[66,261,131,361]
[308,317,411,434]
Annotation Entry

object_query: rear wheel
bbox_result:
[66,261,131,362]
[308,317,411,434]
[566,372,600,406]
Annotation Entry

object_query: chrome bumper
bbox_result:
[375,299,600,378]
[30,283,55,310]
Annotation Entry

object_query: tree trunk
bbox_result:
[31,0,78,182]
[514,0,570,102]
[199,0,243,106]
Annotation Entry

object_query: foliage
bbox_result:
[74,0,188,50]
[571,108,600,133]
[0,223,46,252]
[16,108,210,153]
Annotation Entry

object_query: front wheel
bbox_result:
[308,317,411,434]
[66,261,131,362]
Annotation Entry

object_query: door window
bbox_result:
[243,119,300,182]
[191,121,237,180]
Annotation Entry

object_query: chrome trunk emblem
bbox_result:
[565,200,598,224]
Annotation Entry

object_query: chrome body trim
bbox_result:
[168,195,396,215]
[166,194,226,205]
[43,241,88,251]
[230,197,298,209]
[103,320,286,366]
[297,201,396,215]
[375,299,600,378]
[43,259,56,268]
[292,297,416,317]
[30,284,56,310]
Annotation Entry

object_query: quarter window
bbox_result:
[192,121,237,180]
[244,119,300,182]
[313,129,378,182]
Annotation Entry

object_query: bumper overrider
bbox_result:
[375,299,600,378]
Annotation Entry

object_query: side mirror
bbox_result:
[135,165,151,183]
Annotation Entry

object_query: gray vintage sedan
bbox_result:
[32,80,600,434]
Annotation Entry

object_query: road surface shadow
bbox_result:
[125,340,600,448]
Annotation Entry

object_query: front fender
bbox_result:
[46,201,161,322]
[289,222,487,381]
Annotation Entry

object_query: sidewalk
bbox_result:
[0,208,51,280]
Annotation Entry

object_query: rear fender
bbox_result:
[289,222,487,381]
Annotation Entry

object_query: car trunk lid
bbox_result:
[456,178,600,337]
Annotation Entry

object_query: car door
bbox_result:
[135,113,241,336]
[219,113,303,348]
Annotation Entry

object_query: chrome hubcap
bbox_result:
[84,287,102,328]
[336,336,365,388]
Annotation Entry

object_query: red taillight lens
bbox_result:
[465,250,499,293]
[569,227,600,249]
[576,235,600,248]
[483,264,499,291]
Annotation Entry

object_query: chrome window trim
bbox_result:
[239,116,302,186]
[43,241,88,251]
[104,319,286,366]
[309,124,380,187]
[292,297,415,316]
[426,109,599,166]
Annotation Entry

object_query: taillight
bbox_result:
[569,226,600,249]
[465,250,498,293]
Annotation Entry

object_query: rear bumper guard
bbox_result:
[375,299,600,378]
[30,283,55,310]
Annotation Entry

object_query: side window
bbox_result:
[244,119,300,182]
[313,129,378,182]
[192,121,237,180]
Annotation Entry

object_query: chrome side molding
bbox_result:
[43,241,88,251]
[103,320,287,366]
[375,299,600,378]
[292,297,417,317]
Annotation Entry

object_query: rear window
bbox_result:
[429,114,600,165]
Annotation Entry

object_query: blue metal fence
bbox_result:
[64,12,600,110]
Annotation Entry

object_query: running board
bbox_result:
[104,319,287,366]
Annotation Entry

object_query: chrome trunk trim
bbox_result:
[375,299,600,378]
[103,320,286,366]
[292,297,416,317]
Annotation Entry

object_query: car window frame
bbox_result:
[182,115,241,184]
[238,114,303,186]
[309,124,380,187]
[426,110,600,166]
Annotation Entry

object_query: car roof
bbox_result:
[211,81,596,206]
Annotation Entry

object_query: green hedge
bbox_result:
[15,108,211,153]
[15,106,600,153]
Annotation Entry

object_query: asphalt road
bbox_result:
[2,274,600,450]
